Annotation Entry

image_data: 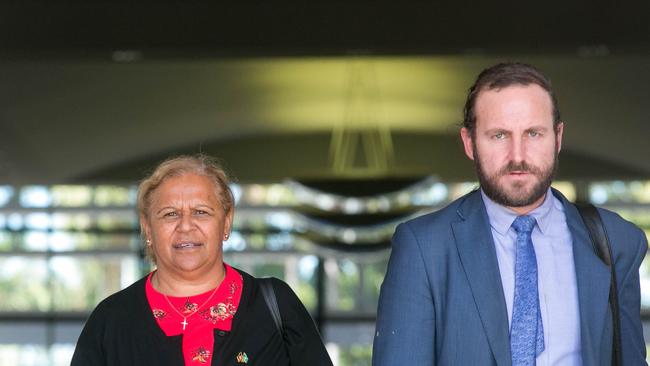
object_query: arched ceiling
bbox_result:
[0,1,649,184]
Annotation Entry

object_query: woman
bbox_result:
[72,155,333,366]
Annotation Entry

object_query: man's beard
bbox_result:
[474,145,558,208]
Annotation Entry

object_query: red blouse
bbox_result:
[145,264,243,365]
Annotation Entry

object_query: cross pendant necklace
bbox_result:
[163,286,220,332]
[156,269,226,332]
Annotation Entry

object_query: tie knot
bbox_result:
[512,215,536,235]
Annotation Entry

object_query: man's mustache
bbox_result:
[497,161,542,176]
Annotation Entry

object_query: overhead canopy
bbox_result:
[0,2,648,183]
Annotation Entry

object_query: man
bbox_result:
[372,63,647,365]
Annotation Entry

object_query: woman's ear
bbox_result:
[140,214,151,242]
[223,209,234,240]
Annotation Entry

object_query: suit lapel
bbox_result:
[558,193,611,365]
[452,191,512,366]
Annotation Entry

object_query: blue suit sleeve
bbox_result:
[372,222,435,366]
[617,225,648,365]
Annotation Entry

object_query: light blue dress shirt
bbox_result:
[482,189,582,366]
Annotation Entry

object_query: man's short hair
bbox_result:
[462,62,562,135]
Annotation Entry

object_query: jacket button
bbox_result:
[218,330,226,337]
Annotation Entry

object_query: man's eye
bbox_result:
[493,132,505,140]
[195,210,207,215]
[528,131,539,137]
[163,212,177,218]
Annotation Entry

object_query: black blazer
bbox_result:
[71,268,333,366]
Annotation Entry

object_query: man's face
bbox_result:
[460,84,563,214]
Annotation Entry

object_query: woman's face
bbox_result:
[141,173,232,278]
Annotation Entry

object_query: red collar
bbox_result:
[146,264,243,365]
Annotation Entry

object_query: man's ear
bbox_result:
[555,122,564,153]
[460,127,475,161]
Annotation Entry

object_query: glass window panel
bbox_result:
[50,255,140,311]
[411,182,448,206]
[129,186,138,205]
[247,234,266,250]
[552,181,576,202]
[230,183,242,204]
[325,258,358,312]
[263,211,295,232]
[48,232,78,252]
[50,213,92,231]
[448,182,478,201]
[243,184,268,205]
[225,253,318,312]
[589,181,650,204]
[223,232,247,251]
[95,211,138,231]
[324,255,388,314]
[252,262,285,279]
[51,344,75,366]
[0,186,14,207]
[19,186,52,208]
[330,343,372,366]
[52,322,84,345]
[24,231,48,251]
[640,255,650,309]
[341,198,364,214]
[614,209,650,230]
[0,344,49,366]
[323,322,375,366]
[2,232,119,252]
[94,186,132,207]
[0,256,50,311]
[645,322,650,362]
[0,322,47,344]
[47,232,138,252]
[0,231,12,251]
[51,186,93,207]
[24,213,51,230]
[7,213,23,231]
[590,183,609,205]
[293,255,318,311]
[265,184,296,206]
[362,259,388,311]
[266,233,294,251]
[365,197,387,213]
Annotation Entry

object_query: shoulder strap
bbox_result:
[575,202,621,366]
[259,278,284,337]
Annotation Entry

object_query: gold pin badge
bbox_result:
[235,352,249,364]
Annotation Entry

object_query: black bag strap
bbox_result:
[259,278,284,338]
[575,202,621,366]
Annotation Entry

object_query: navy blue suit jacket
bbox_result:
[373,189,647,365]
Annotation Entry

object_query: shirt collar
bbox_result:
[481,187,555,236]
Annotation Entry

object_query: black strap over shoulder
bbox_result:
[259,278,285,338]
[575,202,621,366]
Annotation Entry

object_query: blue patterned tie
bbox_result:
[510,215,544,366]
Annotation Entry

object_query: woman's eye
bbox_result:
[195,210,207,215]
[163,212,177,218]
